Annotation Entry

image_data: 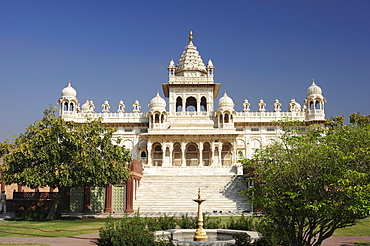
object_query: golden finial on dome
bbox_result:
[312,78,315,84]
[189,30,193,43]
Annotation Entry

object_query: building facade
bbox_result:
[59,31,326,171]
[58,31,327,213]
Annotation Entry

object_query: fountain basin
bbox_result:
[155,229,261,245]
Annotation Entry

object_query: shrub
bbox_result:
[203,213,222,229]
[156,214,177,230]
[233,232,252,246]
[178,213,197,229]
[99,214,174,246]
[14,210,52,221]
[226,214,254,230]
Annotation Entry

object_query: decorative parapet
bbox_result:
[60,110,314,125]
[168,76,214,84]
[60,112,149,123]
[234,111,307,122]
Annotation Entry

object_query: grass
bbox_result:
[0,215,369,238]
[333,217,370,236]
[0,218,106,237]
[354,242,370,246]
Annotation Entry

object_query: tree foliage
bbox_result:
[241,113,370,246]
[0,107,131,218]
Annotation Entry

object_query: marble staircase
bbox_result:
[133,167,251,213]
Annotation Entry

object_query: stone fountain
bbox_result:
[193,188,207,241]
[155,189,261,245]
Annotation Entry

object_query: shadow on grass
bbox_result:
[354,242,370,246]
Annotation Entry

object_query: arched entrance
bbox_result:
[202,142,211,166]
[173,143,182,166]
[221,143,232,166]
[186,143,199,166]
[152,143,163,166]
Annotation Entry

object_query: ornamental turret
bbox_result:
[273,99,282,112]
[102,100,110,113]
[148,92,167,129]
[81,99,95,113]
[118,100,125,113]
[58,81,80,116]
[288,98,301,112]
[216,91,236,129]
[304,79,326,120]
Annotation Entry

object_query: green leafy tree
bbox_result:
[0,142,12,157]
[241,116,370,246]
[0,107,131,219]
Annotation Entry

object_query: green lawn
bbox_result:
[0,219,105,237]
[0,216,369,238]
[354,242,370,246]
[333,217,370,236]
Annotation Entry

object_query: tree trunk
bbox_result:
[46,187,67,220]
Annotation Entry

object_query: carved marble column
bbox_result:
[218,144,222,167]
[147,141,152,166]
[162,144,166,167]
[169,144,173,167]
[182,96,186,112]
[199,142,203,166]
[197,97,201,113]
[181,142,186,167]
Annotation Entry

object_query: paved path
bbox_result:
[0,233,99,246]
[321,236,370,246]
[1,233,370,245]
[1,234,370,246]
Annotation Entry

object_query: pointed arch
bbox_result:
[152,142,163,166]
[221,142,232,166]
[64,102,69,111]
[200,96,207,111]
[186,96,197,112]
[176,97,183,112]
[186,142,199,166]
[202,142,211,166]
[173,142,182,166]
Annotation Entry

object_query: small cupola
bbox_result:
[218,91,235,111]
[149,92,166,111]
[306,79,323,96]
[61,82,77,98]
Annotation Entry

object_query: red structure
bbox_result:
[2,160,143,213]
[104,159,143,213]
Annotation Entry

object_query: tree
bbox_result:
[0,107,131,219]
[241,116,370,246]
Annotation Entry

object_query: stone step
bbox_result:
[133,167,250,213]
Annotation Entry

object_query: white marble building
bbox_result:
[58,31,326,212]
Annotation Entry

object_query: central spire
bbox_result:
[175,30,206,74]
[189,30,193,44]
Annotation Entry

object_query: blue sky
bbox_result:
[1,0,369,141]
